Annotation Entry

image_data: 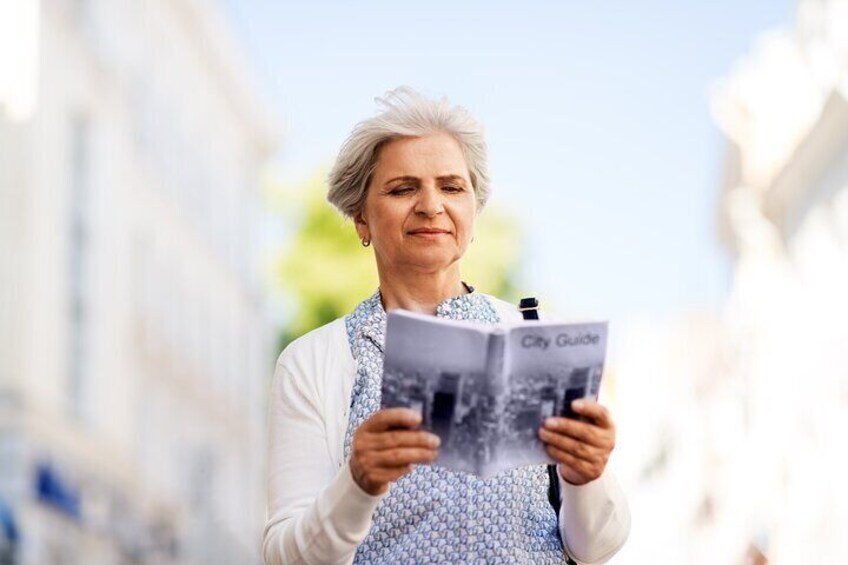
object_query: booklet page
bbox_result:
[484,321,608,477]
[381,311,493,475]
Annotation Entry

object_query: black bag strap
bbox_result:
[519,297,577,565]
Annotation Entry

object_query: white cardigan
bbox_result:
[263,295,630,564]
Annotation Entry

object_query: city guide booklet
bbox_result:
[380,310,608,479]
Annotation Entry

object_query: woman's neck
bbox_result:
[377,265,468,315]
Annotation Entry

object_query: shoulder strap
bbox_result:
[519,297,576,565]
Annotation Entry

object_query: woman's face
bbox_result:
[356,132,477,275]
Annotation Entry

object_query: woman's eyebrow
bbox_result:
[436,175,467,184]
[384,175,419,186]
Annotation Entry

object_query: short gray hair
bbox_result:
[327,87,490,218]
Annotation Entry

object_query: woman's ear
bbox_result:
[354,210,369,240]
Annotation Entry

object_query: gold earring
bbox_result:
[361,237,371,247]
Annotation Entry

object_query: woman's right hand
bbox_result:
[349,407,441,496]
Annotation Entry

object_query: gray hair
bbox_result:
[327,86,490,218]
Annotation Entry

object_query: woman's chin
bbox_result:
[398,251,462,273]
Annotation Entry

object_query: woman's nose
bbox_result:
[414,185,444,217]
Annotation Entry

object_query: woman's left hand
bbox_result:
[538,399,616,486]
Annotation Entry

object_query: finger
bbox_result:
[364,408,423,432]
[372,447,439,468]
[570,399,614,429]
[538,428,604,462]
[543,417,610,448]
[546,445,597,478]
[370,430,441,451]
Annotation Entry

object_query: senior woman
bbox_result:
[263,88,630,564]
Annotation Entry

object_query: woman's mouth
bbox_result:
[408,229,450,238]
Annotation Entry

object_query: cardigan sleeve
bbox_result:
[262,348,385,565]
[558,468,631,564]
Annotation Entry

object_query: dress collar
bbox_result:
[346,282,493,356]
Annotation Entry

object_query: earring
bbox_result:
[361,237,371,247]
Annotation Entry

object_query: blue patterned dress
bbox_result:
[343,288,565,563]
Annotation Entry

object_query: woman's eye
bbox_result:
[389,186,414,195]
[443,185,464,193]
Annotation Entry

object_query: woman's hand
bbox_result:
[349,407,441,496]
[538,399,616,486]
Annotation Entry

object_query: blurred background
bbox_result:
[1,0,846,563]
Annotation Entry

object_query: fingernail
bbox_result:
[429,435,441,448]
[409,410,422,423]
[572,399,585,409]
[544,417,556,428]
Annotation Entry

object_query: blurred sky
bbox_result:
[222,0,794,324]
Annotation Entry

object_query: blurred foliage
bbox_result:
[271,170,524,352]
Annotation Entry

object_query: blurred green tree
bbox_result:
[270,170,524,353]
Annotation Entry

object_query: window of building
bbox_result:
[68,113,90,422]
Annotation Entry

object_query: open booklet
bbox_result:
[380,310,608,479]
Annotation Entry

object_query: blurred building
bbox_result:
[611,1,848,563]
[0,0,275,563]
[605,310,729,564]
[710,0,848,561]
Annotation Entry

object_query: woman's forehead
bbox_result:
[374,134,470,179]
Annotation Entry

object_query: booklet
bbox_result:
[380,309,608,479]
